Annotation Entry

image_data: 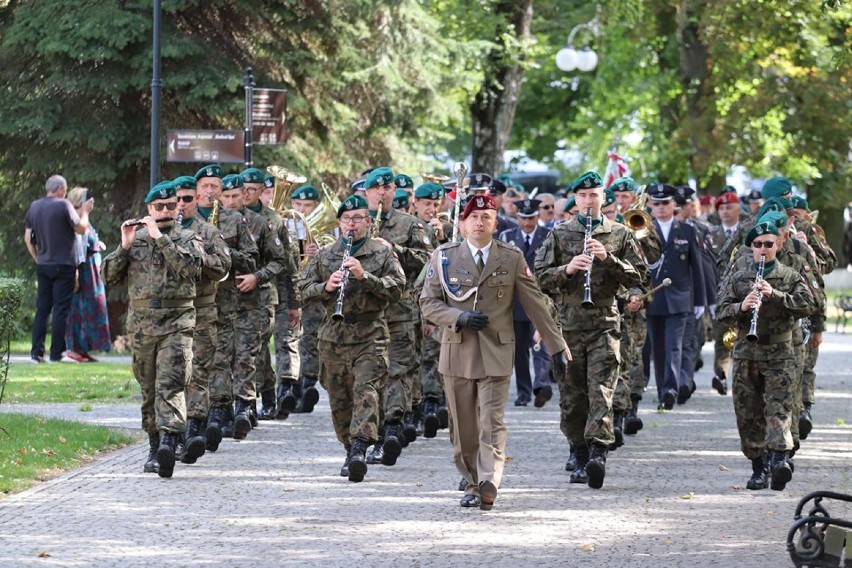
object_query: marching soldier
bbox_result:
[102,181,204,478]
[300,194,405,482]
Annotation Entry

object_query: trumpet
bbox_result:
[420,172,450,184]
[745,253,766,343]
[582,207,594,307]
[371,200,383,239]
[331,232,354,321]
[451,161,468,242]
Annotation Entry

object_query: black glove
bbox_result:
[457,310,489,331]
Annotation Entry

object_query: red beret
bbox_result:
[462,194,497,219]
[698,194,713,206]
[715,191,739,209]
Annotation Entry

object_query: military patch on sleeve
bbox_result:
[275,238,282,247]
[427,266,435,279]
[223,246,231,256]
[423,235,431,245]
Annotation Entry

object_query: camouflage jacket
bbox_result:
[792,217,837,275]
[239,206,289,309]
[183,216,231,303]
[252,204,300,309]
[199,205,258,291]
[102,226,203,336]
[716,259,815,361]
[300,236,405,344]
[377,208,433,322]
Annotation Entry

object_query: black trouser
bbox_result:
[31,264,75,361]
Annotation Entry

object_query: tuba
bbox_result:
[267,165,307,212]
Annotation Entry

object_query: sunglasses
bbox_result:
[751,240,775,249]
[176,195,195,203]
[150,202,178,212]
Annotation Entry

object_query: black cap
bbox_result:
[673,185,695,206]
[466,173,492,191]
[646,182,676,201]
[747,189,763,203]
[514,198,541,217]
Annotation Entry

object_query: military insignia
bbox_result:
[275,237,282,246]
[299,192,306,200]
[423,235,430,245]
[427,267,434,279]
[223,246,231,256]
[475,174,483,185]
[583,177,592,188]
[476,197,484,207]
[399,179,407,187]
[346,201,354,210]
[449,277,459,283]
[524,200,530,208]
[498,289,504,298]
[159,189,167,198]
[206,167,213,176]
[756,225,765,235]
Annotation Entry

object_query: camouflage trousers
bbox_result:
[256,304,277,395]
[319,338,388,445]
[612,317,633,412]
[131,328,192,435]
[274,302,301,387]
[790,337,804,442]
[732,357,795,460]
[233,303,272,401]
[185,304,217,420]
[421,323,443,400]
[557,312,620,447]
[713,319,733,380]
[626,309,648,399]
[802,340,819,406]
[382,320,418,422]
[298,303,322,380]
[208,285,237,407]
[410,317,423,406]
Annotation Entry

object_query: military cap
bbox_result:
[364,167,394,189]
[336,194,369,218]
[715,191,739,209]
[466,173,492,191]
[290,185,319,201]
[745,220,779,246]
[514,198,541,218]
[194,164,224,181]
[758,196,793,218]
[563,195,577,212]
[145,180,177,204]
[394,174,414,189]
[222,174,244,191]
[263,175,275,189]
[173,176,196,190]
[608,176,637,193]
[699,194,713,206]
[461,193,497,219]
[673,185,695,206]
[761,176,793,199]
[568,171,603,192]
[615,213,625,224]
[240,167,265,184]
[603,189,617,207]
[496,173,515,188]
[489,178,508,195]
[414,182,444,200]
[360,167,376,177]
[392,189,410,209]
[747,189,763,203]
[646,182,676,201]
[757,210,789,233]
[719,184,738,195]
[791,195,809,210]
[350,177,367,193]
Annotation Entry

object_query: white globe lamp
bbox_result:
[555,47,578,72]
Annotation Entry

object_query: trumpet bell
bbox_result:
[267,165,307,185]
[623,209,653,239]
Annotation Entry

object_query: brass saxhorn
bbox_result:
[267,165,308,212]
[421,172,450,184]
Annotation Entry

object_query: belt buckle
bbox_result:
[150,299,162,308]
[343,312,357,324]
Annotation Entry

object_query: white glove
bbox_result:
[694,306,705,319]
[708,304,716,319]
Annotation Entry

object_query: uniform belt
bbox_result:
[193,294,216,308]
[131,298,194,309]
[756,330,793,345]
[562,295,616,308]
[340,311,382,324]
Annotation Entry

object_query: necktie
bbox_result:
[725,228,732,238]
[525,235,532,251]
[476,250,485,274]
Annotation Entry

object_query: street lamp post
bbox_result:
[555,17,599,73]
[149,0,161,188]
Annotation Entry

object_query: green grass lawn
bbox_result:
[3,362,138,403]
[0,413,136,494]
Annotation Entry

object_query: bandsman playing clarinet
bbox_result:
[299,195,405,483]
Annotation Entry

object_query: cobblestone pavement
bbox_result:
[1,335,851,567]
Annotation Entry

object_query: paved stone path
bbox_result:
[1,336,851,567]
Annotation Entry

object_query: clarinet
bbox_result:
[745,253,766,343]
[331,232,354,321]
[582,207,594,307]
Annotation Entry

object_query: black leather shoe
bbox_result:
[479,480,497,511]
[298,386,319,414]
[712,375,728,396]
[514,395,530,407]
[769,450,792,491]
[277,386,297,418]
[233,399,252,440]
[565,446,577,472]
[340,445,351,478]
[181,418,206,465]
[143,431,159,473]
[534,385,553,408]
[205,406,225,452]
[157,432,179,479]
[662,390,676,410]
[746,454,769,490]
[458,478,469,491]
[381,423,403,466]
[437,405,449,429]
[348,439,369,483]
[799,406,813,440]
[365,443,384,465]
[569,466,588,484]
[460,495,481,508]
[676,384,691,405]
[586,444,608,489]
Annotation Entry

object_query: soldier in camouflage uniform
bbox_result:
[300,194,405,482]
[534,171,644,490]
[195,165,258,451]
[102,181,204,479]
[716,219,815,491]
[363,167,432,466]
[173,176,231,465]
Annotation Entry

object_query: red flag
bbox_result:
[603,151,630,189]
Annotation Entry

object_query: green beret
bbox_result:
[414,182,444,200]
[394,174,414,189]
[745,221,779,246]
[791,195,809,210]
[173,176,196,190]
[719,184,738,195]
[241,167,265,184]
[222,174,243,191]
[392,189,410,209]
[563,195,576,212]
[337,194,369,218]
[290,185,319,201]
[615,213,625,224]
[758,196,793,218]
[761,176,793,199]
[194,164,224,180]
[757,211,789,233]
[364,167,394,189]
[263,175,275,189]
[608,176,636,193]
[568,171,603,192]
[145,181,176,203]
[603,189,616,207]
[496,173,515,188]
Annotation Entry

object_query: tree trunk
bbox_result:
[470,0,533,175]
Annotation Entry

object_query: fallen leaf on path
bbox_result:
[580,543,595,552]
[664,538,673,545]
[718,465,729,472]
[505,456,513,463]
[678,492,695,500]
[37,551,50,558]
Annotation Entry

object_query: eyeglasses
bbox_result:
[540,205,553,210]
[751,240,775,249]
[340,215,367,224]
[150,202,178,212]
[176,195,195,203]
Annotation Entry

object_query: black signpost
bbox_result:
[166,130,245,163]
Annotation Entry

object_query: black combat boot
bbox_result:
[565,442,577,472]
[205,406,225,452]
[769,450,793,491]
[422,398,440,439]
[221,404,235,438]
[348,438,369,482]
[277,383,297,419]
[569,443,589,484]
[402,411,418,445]
[157,431,179,479]
[248,400,258,428]
[258,389,277,421]
[624,396,644,435]
[799,403,813,440]
[174,433,185,464]
[586,443,608,489]
[746,454,769,490]
[437,395,449,429]
[181,418,207,464]
[412,404,424,437]
[366,434,384,464]
[233,398,252,440]
[340,444,352,478]
[381,421,403,466]
[712,371,728,395]
[296,376,319,414]
[143,431,159,473]
[610,411,625,451]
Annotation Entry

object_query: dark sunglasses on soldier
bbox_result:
[751,240,775,249]
[176,195,195,203]
[150,202,178,212]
